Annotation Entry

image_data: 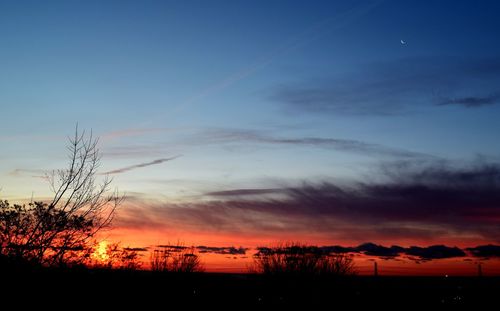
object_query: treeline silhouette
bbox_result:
[1,128,499,307]
[0,127,120,268]
[0,128,354,277]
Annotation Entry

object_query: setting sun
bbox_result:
[1,0,499,307]
[92,241,109,263]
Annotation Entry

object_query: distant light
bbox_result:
[445,274,449,278]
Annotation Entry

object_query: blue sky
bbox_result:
[2,0,500,246]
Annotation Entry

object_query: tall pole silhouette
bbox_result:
[374,261,378,277]
[478,263,483,277]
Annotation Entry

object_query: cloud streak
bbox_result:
[272,57,500,115]
[438,93,500,108]
[102,127,430,159]
[206,188,284,197]
[101,128,174,142]
[102,155,182,175]
[117,160,500,242]
[148,0,384,124]
[194,128,430,159]
[196,246,248,255]
[9,168,47,177]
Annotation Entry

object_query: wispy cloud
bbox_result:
[9,168,47,176]
[9,168,49,180]
[154,1,383,121]
[193,128,430,159]
[438,93,500,108]
[102,127,430,159]
[271,57,500,115]
[101,128,174,142]
[206,188,284,197]
[102,155,182,175]
[8,157,182,179]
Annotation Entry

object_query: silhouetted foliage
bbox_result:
[150,243,204,273]
[91,242,142,270]
[0,127,121,267]
[253,242,356,277]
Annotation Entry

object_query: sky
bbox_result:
[1,0,500,274]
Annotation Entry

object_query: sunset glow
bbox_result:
[92,241,110,263]
[1,0,500,278]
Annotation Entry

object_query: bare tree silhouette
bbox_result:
[0,126,121,267]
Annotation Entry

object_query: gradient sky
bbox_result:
[1,0,500,274]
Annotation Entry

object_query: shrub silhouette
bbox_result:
[0,127,121,267]
[253,242,356,277]
[150,243,203,273]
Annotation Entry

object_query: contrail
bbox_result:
[102,155,182,175]
[147,0,384,125]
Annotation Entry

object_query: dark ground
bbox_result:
[1,267,499,308]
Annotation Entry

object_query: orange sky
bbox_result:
[104,227,500,275]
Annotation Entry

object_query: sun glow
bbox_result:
[92,240,110,262]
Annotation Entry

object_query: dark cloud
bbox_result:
[272,57,500,115]
[319,245,354,253]
[438,93,500,108]
[438,94,500,108]
[255,245,326,256]
[118,161,500,241]
[405,245,466,260]
[102,156,181,175]
[293,163,500,223]
[196,246,248,255]
[255,247,272,255]
[355,243,404,258]
[466,245,500,258]
[322,243,465,260]
[256,243,470,261]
